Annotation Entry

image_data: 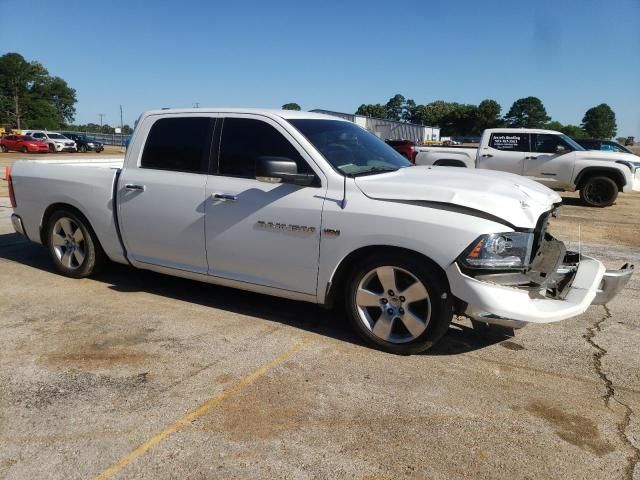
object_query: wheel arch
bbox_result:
[574,167,625,190]
[40,202,102,249]
[323,245,450,308]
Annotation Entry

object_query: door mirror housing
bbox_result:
[556,145,568,154]
[255,156,316,186]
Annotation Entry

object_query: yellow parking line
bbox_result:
[94,336,313,480]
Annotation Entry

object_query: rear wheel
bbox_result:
[580,176,618,207]
[345,252,453,354]
[48,143,55,153]
[1,144,9,152]
[79,144,87,153]
[46,209,105,278]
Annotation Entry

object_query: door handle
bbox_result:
[481,154,493,158]
[125,184,146,192]
[525,156,539,160]
[212,193,238,202]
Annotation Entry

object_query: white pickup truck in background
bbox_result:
[6,109,634,354]
[415,128,640,207]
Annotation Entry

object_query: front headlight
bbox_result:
[460,232,534,269]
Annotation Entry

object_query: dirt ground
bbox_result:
[0,156,639,479]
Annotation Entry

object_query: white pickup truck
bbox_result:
[415,128,640,207]
[7,109,634,354]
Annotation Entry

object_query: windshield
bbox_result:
[608,142,634,154]
[47,133,67,139]
[288,119,412,176]
[559,134,585,151]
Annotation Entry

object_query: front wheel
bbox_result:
[1,144,8,153]
[580,176,618,207]
[79,145,87,153]
[20,146,28,153]
[345,253,453,354]
[47,210,105,278]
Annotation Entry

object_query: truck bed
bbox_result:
[10,157,126,263]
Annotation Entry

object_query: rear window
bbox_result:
[141,117,211,173]
[489,133,529,152]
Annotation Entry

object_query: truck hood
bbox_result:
[576,150,640,164]
[354,166,561,229]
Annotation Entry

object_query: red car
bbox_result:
[385,139,417,163]
[1,135,50,153]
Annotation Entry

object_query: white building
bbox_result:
[310,109,440,143]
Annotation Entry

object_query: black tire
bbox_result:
[1,144,8,153]
[79,145,87,153]
[345,252,453,354]
[48,143,55,153]
[46,209,106,278]
[20,146,28,153]
[579,176,618,207]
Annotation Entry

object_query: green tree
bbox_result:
[402,98,417,122]
[355,103,386,118]
[545,121,588,139]
[581,103,617,139]
[440,104,478,136]
[414,100,458,126]
[281,102,301,111]
[384,94,405,121]
[504,96,550,128]
[0,52,76,130]
[475,99,503,132]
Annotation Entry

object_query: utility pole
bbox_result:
[193,102,200,108]
[119,105,125,151]
[98,113,105,128]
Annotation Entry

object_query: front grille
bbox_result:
[65,142,73,146]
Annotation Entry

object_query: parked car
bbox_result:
[7,109,633,354]
[576,139,636,155]
[23,131,76,153]
[414,128,640,207]
[0,135,49,153]
[61,133,104,153]
[385,139,417,163]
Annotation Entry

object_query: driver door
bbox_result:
[205,115,326,294]
[523,134,575,188]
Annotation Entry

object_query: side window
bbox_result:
[489,133,529,152]
[141,117,211,173]
[33,133,44,139]
[218,118,311,178]
[532,134,569,154]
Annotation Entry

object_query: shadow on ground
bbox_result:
[0,233,510,356]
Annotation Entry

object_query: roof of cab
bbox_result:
[140,108,347,121]
[484,128,563,135]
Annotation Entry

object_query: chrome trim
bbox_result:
[592,263,634,305]
[11,214,25,236]
[463,306,528,329]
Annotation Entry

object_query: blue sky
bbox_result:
[1,0,639,135]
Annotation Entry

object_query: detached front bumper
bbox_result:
[448,255,634,329]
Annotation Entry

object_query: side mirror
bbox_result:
[556,145,567,154]
[255,156,316,186]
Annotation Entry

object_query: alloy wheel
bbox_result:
[51,217,86,269]
[355,266,431,344]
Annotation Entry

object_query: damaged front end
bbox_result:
[449,211,634,328]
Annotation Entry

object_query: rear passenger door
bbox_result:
[477,132,529,175]
[118,115,214,274]
[204,115,326,295]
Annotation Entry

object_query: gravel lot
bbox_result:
[0,160,638,479]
